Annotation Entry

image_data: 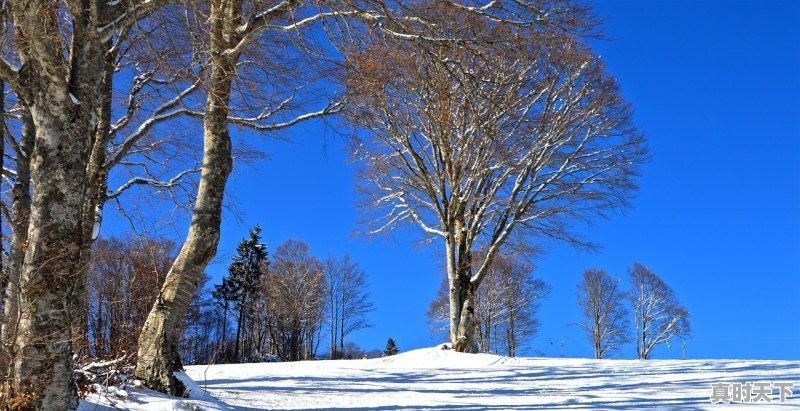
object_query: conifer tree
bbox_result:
[228,226,268,362]
[211,226,268,363]
[384,338,399,356]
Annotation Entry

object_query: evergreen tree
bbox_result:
[228,226,268,362]
[384,338,399,356]
[211,226,268,362]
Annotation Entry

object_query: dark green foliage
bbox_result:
[211,226,268,362]
[384,338,399,356]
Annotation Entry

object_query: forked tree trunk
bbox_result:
[135,29,235,393]
[8,10,106,407]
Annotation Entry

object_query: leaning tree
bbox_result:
[345,3,647,352]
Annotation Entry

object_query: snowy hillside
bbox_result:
[80,346,800,410]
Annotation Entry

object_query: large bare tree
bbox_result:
[0,0,178,406]
[628,262,690,360]
[347,3,646,352]
[134,0,344,394]
[576,268,629,359]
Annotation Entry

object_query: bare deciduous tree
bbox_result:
[135,0,343,393]
[265,239,324,361]
[576,268,629,359]
[323,255,374,359]
[81,236,176,359]
[0,0,176,405]
[628,263,690,360]
[347,3,646,352]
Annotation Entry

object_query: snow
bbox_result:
[81,346,800,410]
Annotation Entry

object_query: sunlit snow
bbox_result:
[81,346,800,410]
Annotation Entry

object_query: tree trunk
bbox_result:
[13,99,98,409]
[7,6,106,404]
[453,280,478,353]
[135,18,236,391]
[447,240,478,353]
[234,300,243,362]
[1,107,33,389]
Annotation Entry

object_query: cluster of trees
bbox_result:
[58,227,374,371]
[80,238,176,360]
[347,2,647,355]
[0,0,648,407]
[427,254,550,357]
[177,228,374,365]
[576,263,691,360]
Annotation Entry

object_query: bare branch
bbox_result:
[106,167,200,200]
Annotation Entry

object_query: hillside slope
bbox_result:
[81,346,800,410]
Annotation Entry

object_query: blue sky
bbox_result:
[106,0,800,360]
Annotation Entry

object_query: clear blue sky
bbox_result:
[105,0,800,360]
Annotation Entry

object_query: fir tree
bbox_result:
[230,226,268,361]
[384,338,399,356]
[213,226,268,362]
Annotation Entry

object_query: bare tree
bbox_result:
[179,274,217,366]
[323,255,374,359]
[265,239,324,361]
[576,268,629,359]
[81,236,176,359]
[495,257,549,357]
[0,0,179,405]
[134,0,344,393]
[628,263,690,360]
[346,3,646,352]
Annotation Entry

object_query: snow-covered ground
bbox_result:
[80,346,800,410]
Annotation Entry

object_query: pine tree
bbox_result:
[230,226,268,362]
[384,338,399,356]
[213,226,268,362]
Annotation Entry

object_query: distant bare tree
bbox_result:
[628,263,690,360]
[179,274,217,366]
[494,257,550,357]
[576,268,629,359]
[323,255,374,360]
[347,3,646,352]
[82,236,176,359]
[266,240,324,361]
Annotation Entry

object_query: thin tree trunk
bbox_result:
[235,299,244,362]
